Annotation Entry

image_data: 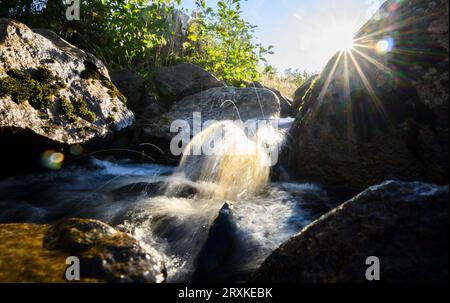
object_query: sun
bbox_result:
[328,22,357,52]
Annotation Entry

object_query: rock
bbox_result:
[0,19,134,176]
[167,9,192,50]
[250,181,449,283]
[291,74,319,115]
[0,19,134,144]
[247,82,293,118]
[193,203,240,282]
[43,218,167,283]
[145,86,281,140]
[0,223,82,282]
[110,69,165,119]
[285,0,449,190]
[110,69,147,117]
[153,63,225,105]
[109,182,166,200]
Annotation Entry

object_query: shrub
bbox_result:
[1,0,274,87]
[184,0,273,85]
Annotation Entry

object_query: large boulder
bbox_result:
[285,0,449,190]
[43,218,167,283]
[291,74,319,115]
[251,181,449,283]
[0,19,134,144]
[0,219,167,283]
[110,69,152,117]
[0,19,134,175]
[153,63,225,105]
[193,203,240,282]
[144,86,281,141]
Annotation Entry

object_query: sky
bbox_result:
[178,0,385,73]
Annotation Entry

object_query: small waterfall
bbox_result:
[0,117,323,283]
[166,120,287,200]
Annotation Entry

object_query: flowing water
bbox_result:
[0,119,334,282]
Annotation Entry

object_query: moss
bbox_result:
[59,97,77,122]
[299,75,320,112]
[74,98,96,123]
[102,80,127,104]
[0,67,66,111]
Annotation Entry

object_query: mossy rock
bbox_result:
[0,223,100,283]
[44,218,167,283]
[74,98,96,123]
[0,219,167,283]
[103,80,127,104]
[0,67,66,111]
[59,96,77,122]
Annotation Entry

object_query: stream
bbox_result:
[0,120,335,282]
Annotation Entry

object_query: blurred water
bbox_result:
[0,158,333,282]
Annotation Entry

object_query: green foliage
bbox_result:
[102,80,127,104]
[284,68,315,87]
[59,96,76,122]
[0,0,180,67]
[1,0,275,87]
[299,75,320,112]
[184,0,273,85]
[0,67,65,111]
[74,98,96,123]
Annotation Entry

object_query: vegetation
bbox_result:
[59,96,76,122]
[74,98,96,123]
[0,67,66,111]
[0,0,274,86]
[102,80,127,104]
[260,69,315,99]
[184,0,274,85]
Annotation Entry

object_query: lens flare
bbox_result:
[41,150,65,170]
[376,37,394,54]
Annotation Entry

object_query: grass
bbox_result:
[260,74,301,99]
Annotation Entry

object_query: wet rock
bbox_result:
[153,63,225,105]
[145,86,281,140]
[0,223,100,282]
[193,203,240,282]
[251,181,449,283]
[109,182,166,200]
[285,0,449,190]
[164,181,200,199]
[44,218,167,283]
